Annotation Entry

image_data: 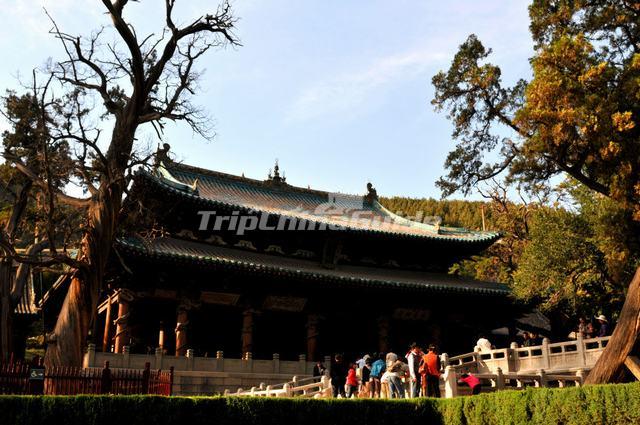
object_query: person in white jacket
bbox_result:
[406,343,423,398]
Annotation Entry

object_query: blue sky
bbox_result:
[0,0,533,199]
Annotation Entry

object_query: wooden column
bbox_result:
[175,308,189,357]
[158,321,165,351]
[306,314,321,361]
[102,294,113,352]
[377,315,391,353]
[113,295,131,354]
[241,308,255,356]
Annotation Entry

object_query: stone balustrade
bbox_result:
[83,344,330,395]
[443,335,610,375]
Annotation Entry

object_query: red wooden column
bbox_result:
[158,321,165,351]
[306,314,321,361]
[102,294,113,352]
[175,308,189,357]
[113,293,131,354]
[377,315,391,354]
[241,308,255,357]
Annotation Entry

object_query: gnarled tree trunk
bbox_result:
[585,266,640,384]
[0,260,13,362]
[44,178,124,367]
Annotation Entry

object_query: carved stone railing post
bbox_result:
[576,334,586,367]
[324,355,332,376]
[186,348,195,371]
[576,369,585,387]
[298,354,307,373]
[321,375,331,398]
[495,367,505,390]
[440,353,449,369]
[123,345,131,368]
[283,382,292,397]
[155,346,164,369]
[243,351,253,372]
[86,343,96,368]
[443,366,458,398]
[509,342,519,372]
[216,350,224,372]
[536,369,547,388]
[542,338,551,369]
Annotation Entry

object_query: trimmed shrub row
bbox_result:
[1,382,639,425]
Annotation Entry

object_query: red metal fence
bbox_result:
[0,361,31,395]
[0,361,173,396]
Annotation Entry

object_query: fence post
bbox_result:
[495,367,505,390]
[283,382,292,397]
[509,342,519,372]
[321,375,331,398]
[542,338,551,369]
[576,369,585,387]
[142,362,150,394]
[243,352,253,372]
[169,366,174,396]
[536,369,547,388]
[265,385,272,396]
[155,347,164,370]
[85,343,96,368]
[440,353,449,369]
[216,350,224,372]
[298,354,307,374]
[443,366,458,399]
[186,349,195,371]
[101,361,112,394]
[123,345,130,368]
[273,353,280,374]
[324,355,332,376]
[576,333,586,367]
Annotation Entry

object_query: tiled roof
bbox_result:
[115,236,510,296]
[136,162,500,243]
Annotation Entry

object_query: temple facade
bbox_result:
[96,152,520,362]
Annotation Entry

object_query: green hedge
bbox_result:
[2,383,640,425]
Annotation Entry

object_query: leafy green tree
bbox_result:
[0,92,77,361]
[433,1,640,383]
[513,202,623,320]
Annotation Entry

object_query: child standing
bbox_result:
[346,363,358,398]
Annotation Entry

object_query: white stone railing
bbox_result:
[231,375,332,398]
[442,366,586,398]
[443,335,610,375]
[84,344,325,376]
[83,345,329,395]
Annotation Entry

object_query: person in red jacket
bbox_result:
[420,344,441,398]
[458,372,481,395]
[346,363,359,398]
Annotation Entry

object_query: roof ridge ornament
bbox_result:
[265,159,287,186]
[155,143,172,168]
[155,161,199,195]
[364,182,378,205]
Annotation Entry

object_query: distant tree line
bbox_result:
[380,182,639,338]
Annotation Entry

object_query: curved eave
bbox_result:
[133,169,502,245]
[114,238,510,297]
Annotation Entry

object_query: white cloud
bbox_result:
[286,46,448,123]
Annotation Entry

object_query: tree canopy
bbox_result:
[432,0,640,383]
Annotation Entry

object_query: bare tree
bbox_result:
[2,0,238,366]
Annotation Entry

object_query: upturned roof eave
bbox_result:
[114,236,510,297]
[134,169,501,244]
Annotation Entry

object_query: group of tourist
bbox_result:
[572,315,609,339]
[316,343,480,399]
